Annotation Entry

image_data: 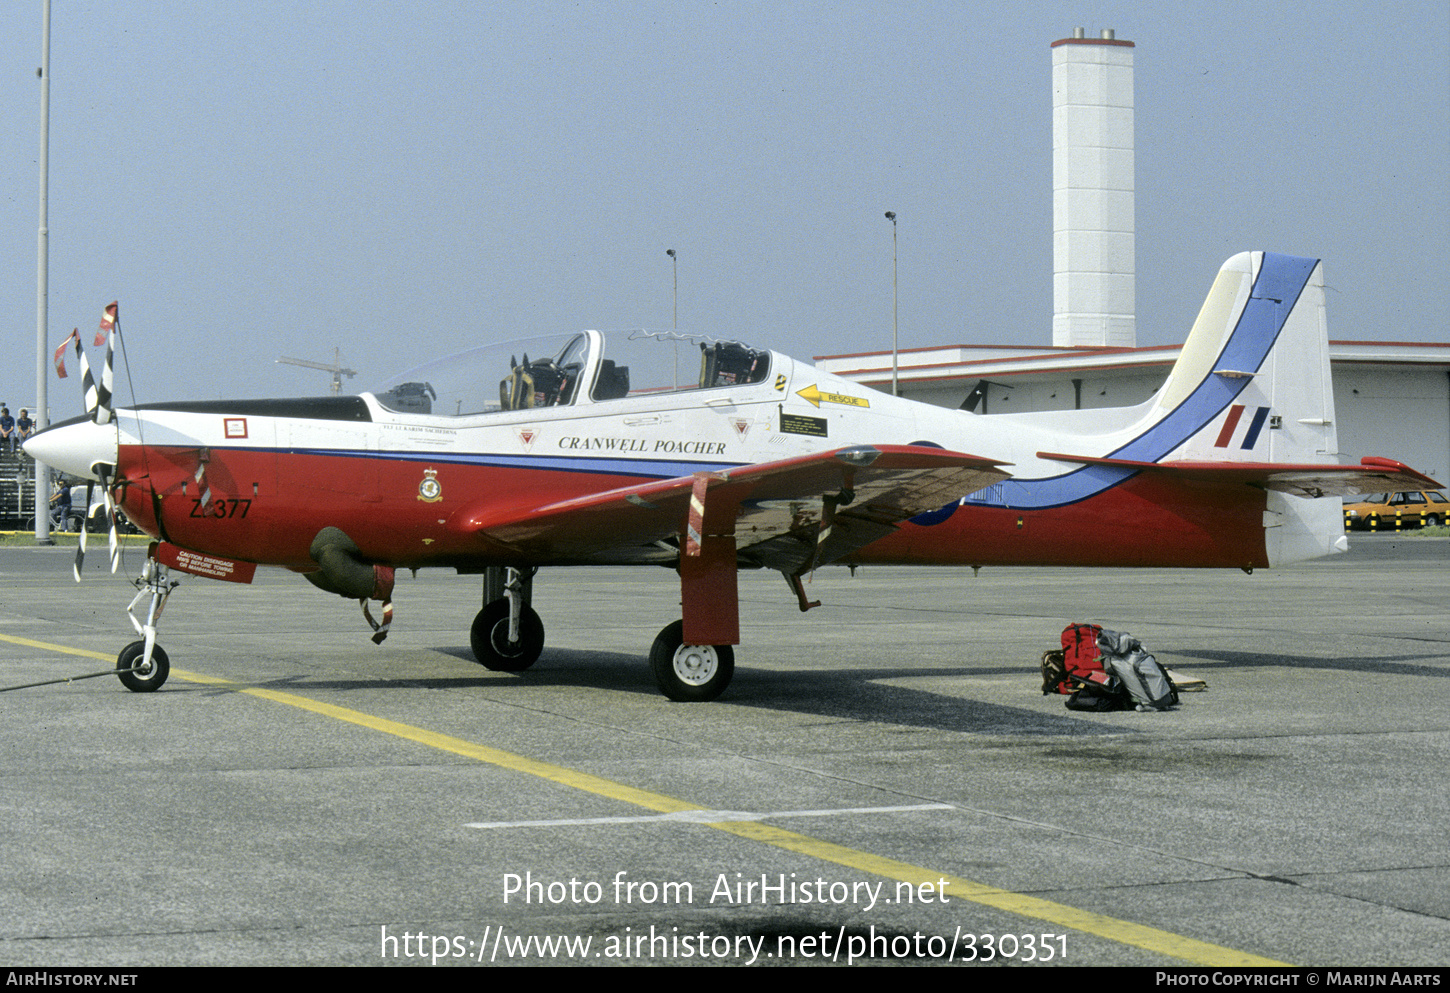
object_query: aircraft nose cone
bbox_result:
[23,418,118,480]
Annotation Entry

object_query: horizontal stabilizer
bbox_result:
[1038,452,1441,499]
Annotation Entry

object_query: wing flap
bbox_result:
[455,445,1010,561]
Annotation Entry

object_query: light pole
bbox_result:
[885,211,898,397]
[666,249,677,329]
[666,249,678,388]
[34,0,52,544]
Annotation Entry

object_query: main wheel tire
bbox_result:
[649,620,733,702]
[470,599,545,671]
[117,641,170,693]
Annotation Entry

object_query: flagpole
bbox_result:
[34,0,53,545]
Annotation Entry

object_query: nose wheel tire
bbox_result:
[649,620,734,702]
[117,641,170,693]
[470,599,545,671]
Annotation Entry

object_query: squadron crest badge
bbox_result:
[417,468,443,503]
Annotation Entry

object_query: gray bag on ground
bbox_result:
[1097,629,1178,711]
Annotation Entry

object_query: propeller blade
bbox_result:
[73,480,93,582]
[96,330,115,426]
[60,304,122,580]
[99,468,120,573]
[76,319,115,425]
[109,506,119,573]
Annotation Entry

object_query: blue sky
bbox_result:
[3,1,1446,414]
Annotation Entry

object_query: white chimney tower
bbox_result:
[1052,28,1136,348]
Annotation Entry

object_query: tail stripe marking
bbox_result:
[1214,405,1245,448]
[1240,406,1271,450]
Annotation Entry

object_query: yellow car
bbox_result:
[1343,490,1448,530]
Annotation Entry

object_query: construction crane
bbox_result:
[275,348,358,395]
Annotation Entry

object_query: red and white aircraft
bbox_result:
[26,251,1438,700]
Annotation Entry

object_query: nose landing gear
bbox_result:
[116,556,179,692]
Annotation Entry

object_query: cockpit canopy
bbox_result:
[373,330,770,417]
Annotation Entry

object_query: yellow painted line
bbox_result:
[178,668,704,816]
[0,633,700,814]
[3,630,1287,966]
[0,633,114,661]
[712,821,1285,966]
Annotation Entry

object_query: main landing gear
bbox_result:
[471,566,545,672]
[471,599,545,671]
[649,620,734,702]
[468,566,737,700]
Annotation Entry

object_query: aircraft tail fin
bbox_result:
[1134,251,1427,565]
[1149,251,1335,466]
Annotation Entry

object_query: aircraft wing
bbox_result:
[1038,452,1442,499]
[454,445,1011,567]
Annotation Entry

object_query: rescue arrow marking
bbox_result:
[796,384,870,409]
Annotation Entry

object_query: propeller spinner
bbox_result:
[23,416,117,482]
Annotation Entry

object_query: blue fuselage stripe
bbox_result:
[955,253,1316,514]
[247,447,738,480]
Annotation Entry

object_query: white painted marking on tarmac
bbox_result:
[465,802,951,830]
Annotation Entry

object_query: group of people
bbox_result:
[0,406,35,456]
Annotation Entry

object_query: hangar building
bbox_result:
[821,30,1450,487]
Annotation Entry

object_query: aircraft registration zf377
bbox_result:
[27,251,1439,701]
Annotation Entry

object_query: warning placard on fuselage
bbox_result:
[780,411,828,437]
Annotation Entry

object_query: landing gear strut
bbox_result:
[118,557,179,693]
[471,567,544,671]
